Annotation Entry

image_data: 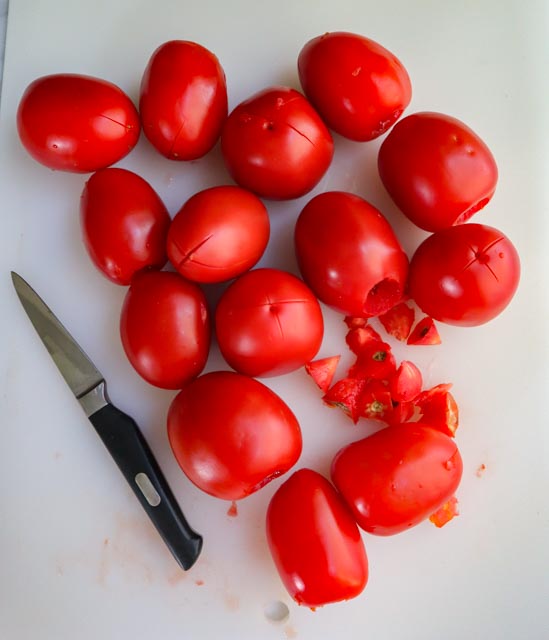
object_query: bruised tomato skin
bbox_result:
[266,469,368,607]
[331,423,463,535]
[295,192,409,317]
[120,271,210,389]
[167,185,270,283]
[378,112,498,231]
[215,268,324,377]
[168,371,302,500]
[80,168,170,285]
[298,32,411,141]
[139,40,228,160]
[221,87,333,200]
[17,74,140,172]
[409,224,521,326]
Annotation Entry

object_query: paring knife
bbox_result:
[11,271,202,571]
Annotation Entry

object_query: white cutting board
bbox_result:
[1,1,548,638]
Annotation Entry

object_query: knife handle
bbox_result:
[89,402,203,570]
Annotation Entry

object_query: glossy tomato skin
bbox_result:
[168,371,302,500]
[140,40,228,160]
[120,271,210,389]
[298,32,411,141]
[295,191,409,317]
[378,112,498,231]
[331,423,463,535]
[80,168,170,285]
[167,185,270,283]
[215,268,324,377]
[409,223,520,326]
[17,74,140,172]
[266,468,368,607]
[220,87,333,200]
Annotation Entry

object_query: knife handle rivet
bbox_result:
[135,472,162,507]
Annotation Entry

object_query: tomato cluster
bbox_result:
[17,31,520,609]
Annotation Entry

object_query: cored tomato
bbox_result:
[409,223,520,326]
[331,423,463,535]
[120,271,210,389]
[298,32,411,141]
[139,40,227,160]
[220,87,333,200]
[17,74,140,172]
[215,268,324,377]
[167,185,270,283]
[378,112,498,231]
[266,468,368,607]
[80,168,170,285]
[167,371,302,500]
[294,191,409,317]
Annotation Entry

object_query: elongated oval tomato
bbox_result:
[331,423,463,535]
[139,40,227,160]
[168,371,302,500]
[80,168,170,285]
[120,271,210,389]
[295,191,409,317]
[17,74,140,172]
[298,32,411,141]
[266,468,368,607]
[167,185,270,283]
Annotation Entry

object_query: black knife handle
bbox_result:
[89,403,202,570]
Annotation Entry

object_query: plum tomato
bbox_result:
[166,185,270,283]
[120,271,210,389]
[17,74,140,172]
[409,223,520,326]
[80,168,170,285]
[139,40,228,160]
[167,371,302,500]
[331,422,463,535]
[215,268,324,377]
[298,32,411,141]
[220,87,333,200]
[295,192,409,317]
[266,468,368,607]
[378,112,498,231]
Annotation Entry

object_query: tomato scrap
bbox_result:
[345,324,383,354]
[389,360,423,403]
[407,316,442,345]
[429,496,459,528]
[415,384,459,437]
[378,302,415,341]
[323,377,368,423]
[305,356,341,393]
[347,340,397,381]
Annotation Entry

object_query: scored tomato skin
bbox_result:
[266,468,368,607]
[139,40,228,160]
[298,31,411,141]
[120,271,210,389]
[17,74,140,172]
[168,371,302,500]
[331,422,463,535]
[220,86,334,200]
[409,223,521,326]
[378,112,498,231]
[80,168,170,285]
[295,191,409,317]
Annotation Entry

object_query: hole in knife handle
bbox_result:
[135,472,162,507]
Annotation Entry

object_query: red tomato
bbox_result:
[80,168,170,285]
[378,302,415,342]
[215,268,324,377]
[331,423,463,535]
[295,192,409,317]
[139,40,227,160]
[120,271,210,389]
[304,355,341,393]
[298,32,411,141]
[17,74,140,172]
[389,361,423,403]
[406,316,441,345]
[221,87,333,200]
[378,112,498,231]
[167,371,302,500]
[266,468,368,607]
[167,185,270,283]
[409,223,520,326]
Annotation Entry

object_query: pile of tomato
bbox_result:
[16,32,521,608]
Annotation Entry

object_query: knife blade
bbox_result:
[11,271,202,571]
